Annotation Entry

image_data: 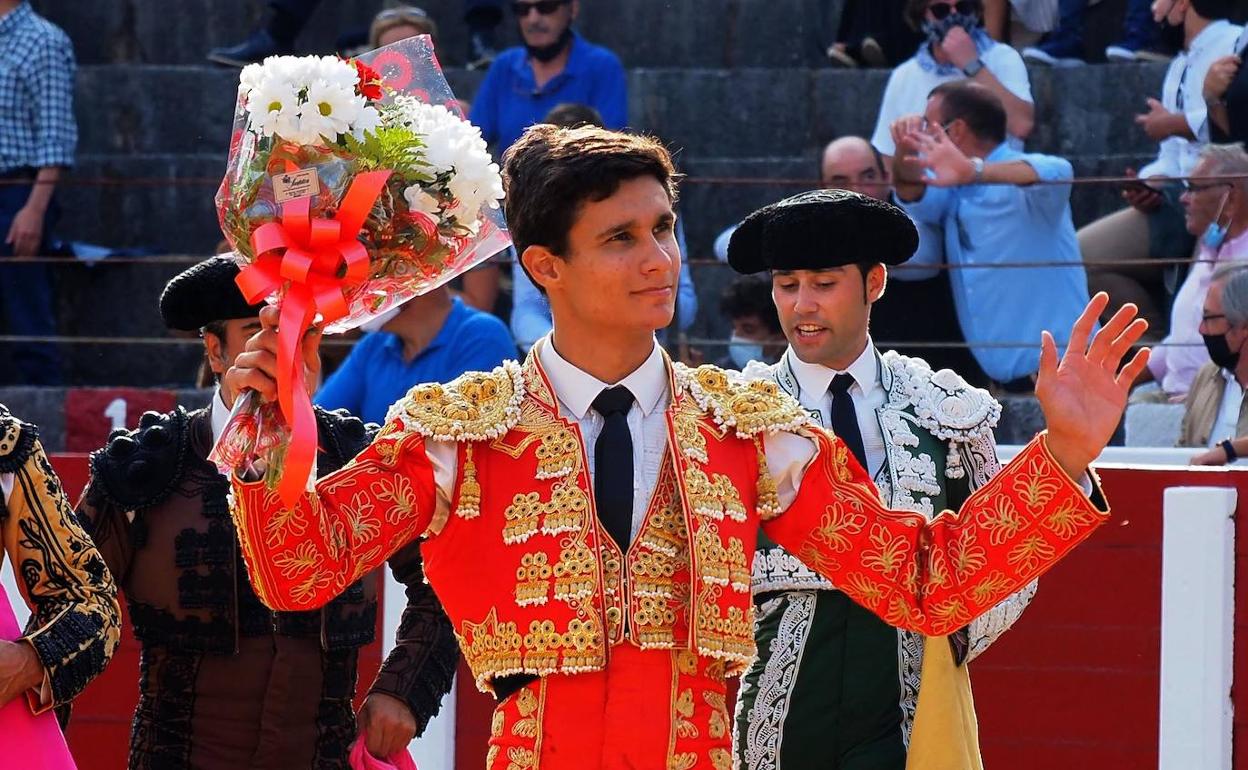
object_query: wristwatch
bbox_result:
[1222,438,1238,463]
[969,156,985,183]
[962,58,985,77]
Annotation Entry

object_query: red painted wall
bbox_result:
[45,455,384,770]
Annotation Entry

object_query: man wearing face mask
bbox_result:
[316,286,516,425]
[731,189,1036,770]
[871,0,1034,162]
[77,256,461,768]
[470,0,627,155]
[1144,143,1248,400]
[1181,263,1248,457]
[716,273,788,369]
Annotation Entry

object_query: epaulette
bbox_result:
[882,351,1001,442]
[0,404,39,474]
[385,360,525,442]
[314,407,376,476]
[675,363,813,437]
[88,407,193,512]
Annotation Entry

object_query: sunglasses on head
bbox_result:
[928,1,977,19]
[511,0,570,17]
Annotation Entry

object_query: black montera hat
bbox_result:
[159,255,265,331]
[727,188,919,274]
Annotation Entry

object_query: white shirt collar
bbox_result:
[536,334,668,419]
[210,389,231,446]
[1191,19,1234,56]
[786,338,879,398]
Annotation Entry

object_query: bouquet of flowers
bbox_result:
[210,36,508,504]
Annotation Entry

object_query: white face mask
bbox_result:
[728,334,766,369]
[360,305,401,333]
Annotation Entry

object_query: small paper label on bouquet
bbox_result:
[273,169,319,203]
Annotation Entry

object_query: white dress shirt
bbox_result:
[0,470,11,505]
[1141,19,1243,178]
[784,341,888,478]
[210,389,231,446]
[423,335,817,540]
[1210,368,1245,451]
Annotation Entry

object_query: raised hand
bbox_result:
[221,304,323,408]
[907,123,975,187]
[1036,293,1151,479]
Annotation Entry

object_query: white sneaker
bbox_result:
[1105,45,1136,62]
[1022,46,1086,67]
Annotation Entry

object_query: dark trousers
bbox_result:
[1039,0,1158,57]
[0,182,63,386]
[465,0,505,27]
[834,0,923,65]
[267,0,320,43]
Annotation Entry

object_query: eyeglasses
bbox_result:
[511,0,570,17]
[928,1,978,20]
[1182,180,1233,193]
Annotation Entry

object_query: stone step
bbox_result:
[71,61,1167,159]
[32,0,839,69]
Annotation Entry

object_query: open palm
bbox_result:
[1035,293,1151,479]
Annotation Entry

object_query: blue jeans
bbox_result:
[1040,0,1158,57]
[0,182,63,386]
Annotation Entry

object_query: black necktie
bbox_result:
[591,385,635,553]
[830,373,867,470]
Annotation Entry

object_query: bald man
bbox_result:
[819,136,983,382]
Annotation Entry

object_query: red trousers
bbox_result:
[487,646,734,770]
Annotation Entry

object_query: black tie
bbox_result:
[591,385,635,553]
[830,373,867,470]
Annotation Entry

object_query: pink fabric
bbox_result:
[348,735,418,770]
[0,590,76,770]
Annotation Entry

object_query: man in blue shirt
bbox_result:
[316,287,516,425]
[470,0,627,154]
[890,80,1091,389]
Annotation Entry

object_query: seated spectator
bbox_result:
[1022,0,1168,66]
[315,287,515,424]
[510,104,698,350]
[1078,0,1240,335]
[820,135,986,382]
[470,0,627,155]
[826,0,923,67]
[872,0,1034,160]
[1146,143,1248,400]
[1204,27,1248,142]
[1181,263,1248,457]
[891,81,1091,390]
[717,274,786,369]
[369,5,437,48]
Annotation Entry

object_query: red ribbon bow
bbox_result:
[235,167,391,505]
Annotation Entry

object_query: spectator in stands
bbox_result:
[209,1,500,68]
[0,0,73,387]
[369,4,437,48]
[316,286,515,425]
[1022,0,1168,66]
[826,0,923,68]
[1181,263,1248,458]
[1145,143,1248,400]
[820,135,985,381]
[510,105,697,351]
[470,0,627,155]
[1078,0,1240,335]
[891,81,1091,390]
[872,0,1034,160]
[1203,27,1248,142]
[717,274,786,368]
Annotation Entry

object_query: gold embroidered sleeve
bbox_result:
[3,440,121,713]
[762,431,1108,636]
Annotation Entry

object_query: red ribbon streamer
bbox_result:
[235,167,391,505]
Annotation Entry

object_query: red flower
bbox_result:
[371,50,413,91]
[353,59,384,101]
